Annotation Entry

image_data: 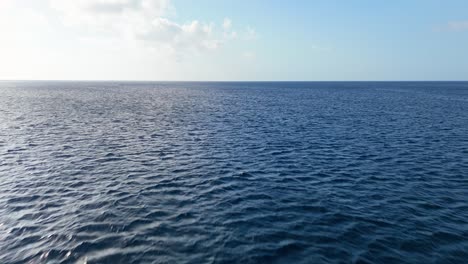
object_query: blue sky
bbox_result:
[1,0,468,80]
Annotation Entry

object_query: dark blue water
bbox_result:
[0,81,467,264]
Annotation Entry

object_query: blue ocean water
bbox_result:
[0,81,467,264]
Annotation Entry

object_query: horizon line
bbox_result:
[1,80,468,83]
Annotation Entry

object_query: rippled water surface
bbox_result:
[0,82,467,264]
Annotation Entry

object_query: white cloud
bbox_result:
[49,0,227,54]
[310,45,332,52]
[222,17,238,39]
[244,26,258,40]
[136,18,221,52]
[242,51,255,60]
[446,21,468,31]
[435,20,468,32]
[50,0,169,31]
[223,18,232,31]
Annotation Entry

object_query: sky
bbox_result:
[1,0,468,81]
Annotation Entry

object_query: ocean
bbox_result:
[0,81,467,263]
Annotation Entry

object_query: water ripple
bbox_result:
[0,81,467,263]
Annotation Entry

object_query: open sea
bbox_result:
[0,81,467,264]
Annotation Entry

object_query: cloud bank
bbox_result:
[49,0,240,54]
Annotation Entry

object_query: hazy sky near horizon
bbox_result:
[1,0,468,81]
